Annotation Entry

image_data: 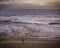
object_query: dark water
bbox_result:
[0,9,60,16]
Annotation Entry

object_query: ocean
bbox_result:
[0,9,60,16]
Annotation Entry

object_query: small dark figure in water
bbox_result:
[22,39,24,42]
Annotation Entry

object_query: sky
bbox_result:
[0,0,60,8]
[0,0,58,4]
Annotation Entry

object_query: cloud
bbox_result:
[0,0,59,6]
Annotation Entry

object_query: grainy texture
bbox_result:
[0,15,60,38]
[0,8,60,48]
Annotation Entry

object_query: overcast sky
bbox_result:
[0,0,60,8]
[0,0,58,4]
